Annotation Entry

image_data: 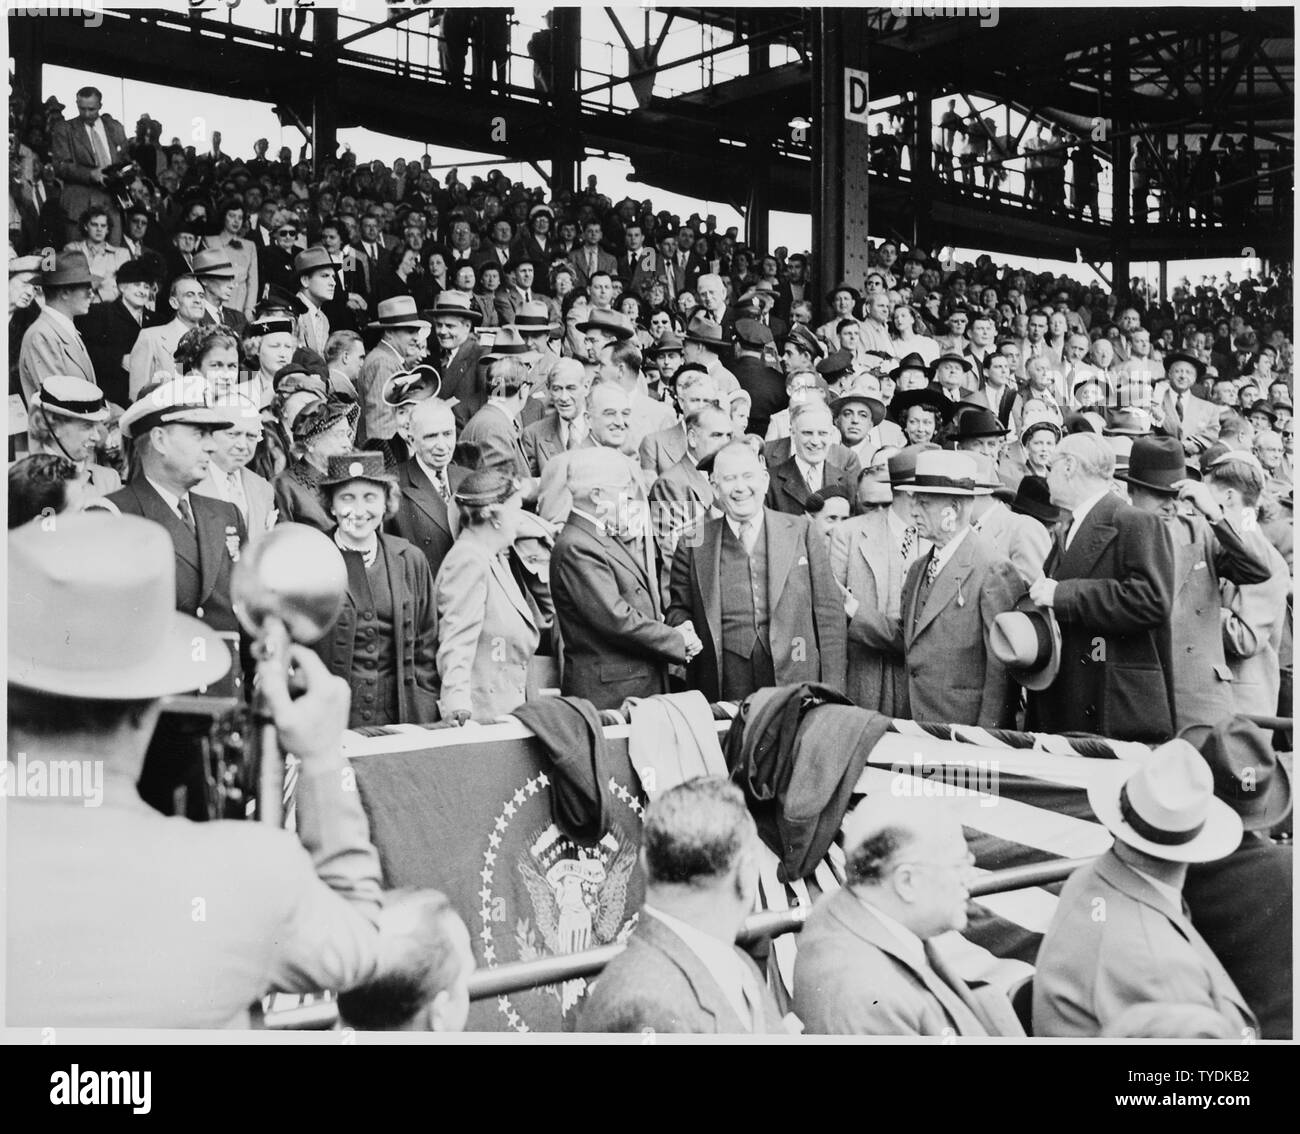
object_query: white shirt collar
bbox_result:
[643,906,752,1028]
[416,453,449,486]
[857,896,927,973]
[931,525,971,573]
[571,506,608,533]
[1067,488,1110,545]
[795,456,824,485]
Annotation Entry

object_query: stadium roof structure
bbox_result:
[13,5,1294,265]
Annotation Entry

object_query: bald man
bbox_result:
[794,796,1025,1036]
[388,398,470,579]
[764,401,862,515]
[550,447,701,709]
[666,441,845,701]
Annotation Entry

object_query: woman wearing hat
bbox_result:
[887,388,952,446]
[312,451,441,728]
[817,286,861,351]
[63,205,129,304]
[433,469,540,724]
[26,375,122,500]
[271,397,360,531]
[1000,412,1061,487]
[260,210,303,298]
[239,317,298,410]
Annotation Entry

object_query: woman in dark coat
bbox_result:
[312,451,441,727]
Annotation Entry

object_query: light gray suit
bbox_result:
[127,316,192,399]
[194,465,277,537]
[18,308,97,404]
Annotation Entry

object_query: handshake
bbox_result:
[675,620,705,663]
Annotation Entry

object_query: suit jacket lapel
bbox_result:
[1060,499,1118,579]
[777,460,807,508]
[914,535,975,638]
[765,511,800,602]
[401,460,453,535]
[490,553,537,628]
[859,513,891,595]
[698,519,723,688]
[191,493,230,604]
[134,480,200,575]
[637,914,746,1033]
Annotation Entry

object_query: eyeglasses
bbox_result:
[277,228,298,237]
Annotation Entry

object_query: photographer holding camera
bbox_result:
[6,512,384,1028]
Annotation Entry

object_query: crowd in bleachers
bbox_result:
[7,78,1294,1041]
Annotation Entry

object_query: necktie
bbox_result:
[434,468,451,504]
[802,463,822,493]
[587,248,596,273]
[924,551,941,587]
[900,524,917,561]
[227,470,248,520]
[367,243,377,261]
[1177,392,1187,420]
[89,123,112,168]
[176,496,196,533]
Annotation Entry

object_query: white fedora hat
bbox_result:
[895,450,992,496]
[1087,740,1243,864]
[8,513,231,699]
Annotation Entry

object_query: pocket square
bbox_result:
[798,556,808,566]
[1193,561,1207,570]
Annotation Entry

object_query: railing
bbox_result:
[464,856,1094,1002]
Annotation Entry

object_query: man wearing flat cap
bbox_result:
[95,379,246,685]
[18,251,97,405]
[1033,740,1257,1037]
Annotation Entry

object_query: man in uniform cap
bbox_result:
[726,317,785,439]
[95,378,246,670]
[18,251,97,404]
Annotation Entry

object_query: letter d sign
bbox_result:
[845,68,870,124]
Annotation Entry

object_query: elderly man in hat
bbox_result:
[425,290,486,428]
[666,439,844,702]
[356,297,432,445]
[25,374,121,501]
[1033,740,1257,1037]
[294,246,337,357]
[96,377,245,647]
[1156,350,1221,456]
[7,512,385,1026]
[460,354,537,486]
[895,450,1025,727]
[79,257,154,407]
[682,313,740,396]
[193,248,246,335]
[831,444,935,715]
[1026,432,1177,741]
[193,391,276,535]
[18,251,97,404]
[794,793,1024,1036]
[833,376,905,469]
[127,273,206,399]
[576,305,632,371]
[1181,717,1293,1039]
[725,318,785,439]
[1121,436,1270,732]
[929,352,979,404]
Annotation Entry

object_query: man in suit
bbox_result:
[18,252,97,405]
[353,212,395,276]
[648,404,731,567]
[1122,437,1270,731]
[550,447,700,710]
[78,257,152,407]
[49,86,130,243]
[357,297,430,446]
[667,440,846,702]
[536,382,643,523]
[661,225,707,295]
[470,218,515,275]
[830,445,934,714]
[1183,717,1293,1040]
[765,402,862,515]
[638,368,719,482]
[794,795,1025,1036]
[1027,432,1178,741]
[1206,452,1290,717]
[192,249,248,336]
[1033,740,1256,1038]
[493,256,542,327]
[616,220,658,297]
[726,318,787,439]
[577,777,787,1034]
[95,379,246,699]
[389,398,470,582]
[427,290,485,428]
[1156,351,1222,456]
[127,274,207,399]
[7,512,384,1027]
[459,357,534,484]
[601,339,677,455]
[567,219,618,291]
[521,358,591,477]
[896,450,1025,727]
[192,393,277,536]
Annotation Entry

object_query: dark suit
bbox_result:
[567,245,619,291]
[794,888,1025,1036]
[388,458,469,581]
[550,512,686,710]
[460,401,530,480]
[1185,834,1293,1040]
[203,304,248,337]
[725,355,788,439]
[666,509,846,702]
[657,250,707,295]
[77,299,144,408]
[1026,492,1177,741]
[575,911,785,1034]
[764,453,862,515]
[434,338,486,428]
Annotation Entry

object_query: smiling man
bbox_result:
[765,401,861,514]
[127,274,207,399]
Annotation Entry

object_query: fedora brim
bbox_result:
[576,320,633,339]
[507,321,562,334]
[1087,763,1243,863]
[1116,472,1181,495]
[896,483,993,496]
[366,318,430,331]
[8,610,232,700]
[993,601,1061,692]
[427,307,483,325]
